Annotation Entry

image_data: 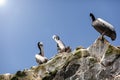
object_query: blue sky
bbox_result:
[0,0,120,74]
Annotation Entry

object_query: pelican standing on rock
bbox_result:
[52,35,71,53]
[35,42,48,65]
[90,13,116,41]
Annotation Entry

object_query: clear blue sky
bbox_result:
[0,0,120,74]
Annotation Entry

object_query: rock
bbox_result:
[0,73,13,80]
[0,37,120,80]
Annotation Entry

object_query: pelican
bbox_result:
[35,42,48,65]
[52,35,71,53]
[90,13,116,41]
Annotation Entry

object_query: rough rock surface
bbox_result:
[0,37,120,80]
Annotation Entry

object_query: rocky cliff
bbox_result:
[0,37,120,80]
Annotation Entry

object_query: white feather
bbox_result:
[35,54,47,63]
[52,35,65,49]
[97,18,115,31]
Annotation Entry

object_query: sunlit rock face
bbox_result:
[0,37,120,80]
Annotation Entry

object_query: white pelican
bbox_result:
[90,13,116,41]
[52,35,71,53]
[35,42,48,64]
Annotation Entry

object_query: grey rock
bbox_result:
[0,37,120,80]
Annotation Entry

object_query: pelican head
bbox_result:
[52,35,60,40]
[90,13,96,21]
[37,42,43,49]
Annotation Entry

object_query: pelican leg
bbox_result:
[102,32,105,39]
[99,31,106,41]
[65,46,71,53]
[59,46,71,53]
